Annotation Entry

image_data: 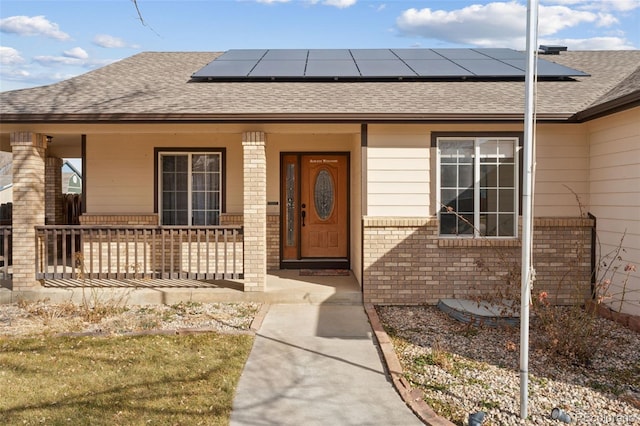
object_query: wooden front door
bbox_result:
[281,153,349,267]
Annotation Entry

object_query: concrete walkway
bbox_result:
[230,303,423,426]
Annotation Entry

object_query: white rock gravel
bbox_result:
[0,301,261,337]
[377,305,640,426]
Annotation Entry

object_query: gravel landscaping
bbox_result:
[377,305,640,425]
[3,300,639,425]
[0,300,261,337]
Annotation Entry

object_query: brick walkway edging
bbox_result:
[364,303,456,426]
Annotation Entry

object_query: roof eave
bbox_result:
[570,90,640,122]
[0,112,574,124]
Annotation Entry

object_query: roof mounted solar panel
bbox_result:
[455,59,524,77]
[251,60,306,77]
[406,60,474,78]
[263,49,308,60]
[191,60,257,78]
[502,59,588,77]
[392,49,444,60]
[475,48,526,60]
[357,60,416,77]
[191,48,590,81]
[308,49,353,60]
[350,49,399,60]
[433,48,489,60]
[305,60,360,77]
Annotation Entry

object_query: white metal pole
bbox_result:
[520,0,538,420]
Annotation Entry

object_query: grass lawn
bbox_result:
[0,332,253,425]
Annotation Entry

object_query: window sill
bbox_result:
[438,238,520,248]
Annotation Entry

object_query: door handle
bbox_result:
[301,203,306,227]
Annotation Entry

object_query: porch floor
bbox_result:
[1,270,362,305]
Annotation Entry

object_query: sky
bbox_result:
[1,0,639,92]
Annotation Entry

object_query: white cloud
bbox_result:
[93,34,126,48]
[93,34,140,49]
[0,46,25,65]
[606,0,640,11]
[0,15,70,40]
[596,12,620,26]
[395,1,626,49]
[537,5,599,35]
[33,54,112,68]
[396,2,527,48]
[64,47,89,60]
[321,0,357,8]
[543,0,640,12]
[34,55,84,66]
[541,36,636,49]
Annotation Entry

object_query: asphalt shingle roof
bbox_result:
[1,50,639,122]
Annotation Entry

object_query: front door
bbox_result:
[281,153,349,268]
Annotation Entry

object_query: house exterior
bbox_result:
[0,48,638,318]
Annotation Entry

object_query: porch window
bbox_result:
[159,152,222,225]
[437,137,518,237]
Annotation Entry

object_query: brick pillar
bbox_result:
[45,157,64,225]
[242,132,267,292]
[11,132,47,289]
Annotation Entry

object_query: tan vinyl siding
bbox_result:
[587,108,640,316]
[365,123,593,219]
[534,124,589,216]
[366,130,430,217]
[85,133,242,214]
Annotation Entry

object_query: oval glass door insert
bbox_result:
[314,169,334,220]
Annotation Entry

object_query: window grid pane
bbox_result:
[192,154,222,226]
[439,140,475,235]
[478,140,515,236]
[439,138,517,237]
[160,152,222,226]
[161,155,189,226]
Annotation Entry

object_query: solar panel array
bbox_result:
[191,48,589,81]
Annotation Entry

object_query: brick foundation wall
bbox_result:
[221,213,279,270]
[363,216,593,305]
[79,214,159,225]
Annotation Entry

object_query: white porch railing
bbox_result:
[35,225,244,281]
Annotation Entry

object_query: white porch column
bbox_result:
[10,132,48,289]
[242,131,267,292]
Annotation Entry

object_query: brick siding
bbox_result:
[363,216,593,305]
[79,214,159,225]
[45,157,64,225]
[242,132,267,291]
[221,213,279,270]
[10,132,47,289]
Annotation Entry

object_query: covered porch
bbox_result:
[0,127,363,297]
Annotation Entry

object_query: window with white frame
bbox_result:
[437,137,518,237]
[158,152,222,226]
